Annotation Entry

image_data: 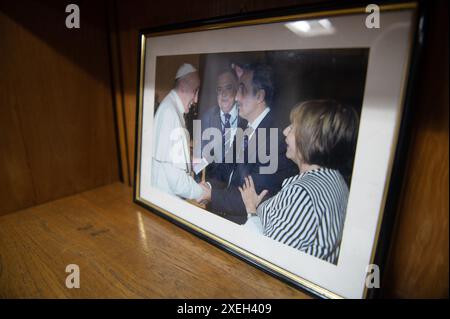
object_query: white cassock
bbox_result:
[150,89,202,200]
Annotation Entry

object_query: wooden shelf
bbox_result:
[0,183,309,298]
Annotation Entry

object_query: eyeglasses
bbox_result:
[216,85,235,97]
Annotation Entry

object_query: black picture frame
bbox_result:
[133,1,425,299]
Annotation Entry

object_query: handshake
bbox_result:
[193,175,268,215]
[196,181,212,205]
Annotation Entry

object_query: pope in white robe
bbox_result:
[150,64,203,200]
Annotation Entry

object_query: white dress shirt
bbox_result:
[247,107,270,139]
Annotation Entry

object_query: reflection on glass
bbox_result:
[285,19,335,37]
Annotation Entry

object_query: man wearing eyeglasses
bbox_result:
[199,68,247,181]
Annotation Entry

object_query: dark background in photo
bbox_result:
[154,49,369,186]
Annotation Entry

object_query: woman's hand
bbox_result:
[238,176,268,214]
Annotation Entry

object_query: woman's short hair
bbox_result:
[290,100,359,171]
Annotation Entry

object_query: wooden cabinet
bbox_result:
[0,0,447,298]
[0,1,120,215]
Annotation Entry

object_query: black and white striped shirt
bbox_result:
[258,168,348,264]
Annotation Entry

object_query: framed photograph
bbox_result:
[134,2,423,298]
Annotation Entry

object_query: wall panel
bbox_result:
[382,1,449,298]
[0,0,120,214]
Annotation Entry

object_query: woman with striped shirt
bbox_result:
[239,100,359,264]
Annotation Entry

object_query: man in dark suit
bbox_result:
[199,63,298,224]
[199,68,247,181]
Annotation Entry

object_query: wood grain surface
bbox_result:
[0,0,120,215]
[381,1,449,298]
[0,183,309,298]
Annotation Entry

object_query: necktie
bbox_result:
[242,125,254,152]
[228,125,254,187]
[223,113,231,135]
[222,113,231,158]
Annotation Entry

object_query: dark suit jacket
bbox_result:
[200,105,247,181]
[207,110,298,225]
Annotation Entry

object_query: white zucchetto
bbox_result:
[175,63,197,79]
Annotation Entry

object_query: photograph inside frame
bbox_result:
[148,48,369,266]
